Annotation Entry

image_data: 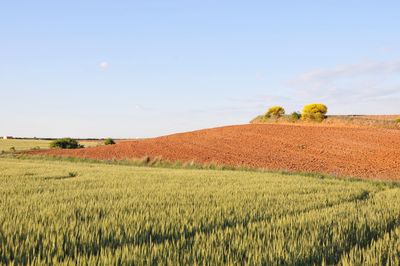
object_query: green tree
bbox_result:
[50,138,83,149]
[290,111,301,121]
[265,106,285,118]
[104,138,116,145]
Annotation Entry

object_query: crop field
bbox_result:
[0,139,51,152]
[0,157,399,265]
[33,124,400,180]
[0,139,101,153]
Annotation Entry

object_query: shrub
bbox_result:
[302,103,328,122]
[68,172,78,178]
[50,138,83,149]
[265,106,285,118]
[9,147,16,152]
[250,115,266,124]
[395,118,400,123]
[104,138,116,145]
[290,112,301,121]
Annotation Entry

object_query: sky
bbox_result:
[1,1,400,138]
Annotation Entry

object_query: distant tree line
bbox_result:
[264,103,328,122]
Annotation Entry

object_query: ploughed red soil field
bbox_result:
[31,124,400,180]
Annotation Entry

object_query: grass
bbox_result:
[13,153,269,172]
[0,157,399,265]
[0,139,102,153]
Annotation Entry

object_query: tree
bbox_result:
[290,111,301,121]
[104,138,116,145]
[50,138,83,149]
[265,106,285,118]
[301,103,328,122]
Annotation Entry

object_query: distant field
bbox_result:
[0,139,102,152]
[0,139,51,152]
[0,157,399,265]
[251,114,400,130]
[359,115,400,121]
[324,115,400,129]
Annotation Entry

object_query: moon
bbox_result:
[99,62,109,69]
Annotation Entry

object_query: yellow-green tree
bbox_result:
[302,103,328,122]
[265,106,285,118]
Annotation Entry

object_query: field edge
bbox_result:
[3,154,399,187]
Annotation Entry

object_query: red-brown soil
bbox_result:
[30,124,400,180]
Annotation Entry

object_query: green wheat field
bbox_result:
[0,157,399,265]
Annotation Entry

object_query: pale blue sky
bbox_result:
[1,1,400,138]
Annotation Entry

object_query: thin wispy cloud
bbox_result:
[287,59,400,106]
[377,46,394,53]
[289,60,400,86]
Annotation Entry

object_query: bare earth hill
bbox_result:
[31,124,400,180]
